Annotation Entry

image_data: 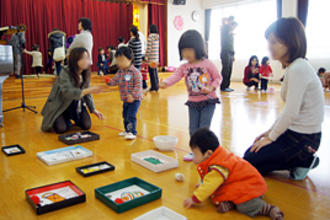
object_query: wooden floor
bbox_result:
[1,75,330,220]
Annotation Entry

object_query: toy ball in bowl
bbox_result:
[153,136,178,151]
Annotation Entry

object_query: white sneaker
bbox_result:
[125,132,136,140]
[118,131,128,137]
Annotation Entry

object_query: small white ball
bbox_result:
[175,173,184,182]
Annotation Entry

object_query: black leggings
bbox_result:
[53,102,91,134]
[243,130,321,175]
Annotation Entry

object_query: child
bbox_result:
[97,47,107,76]
[159,30,222,161]
[318,67,330,91]
[243,55,260,91]
[141,57,149,91]
[44,49,53,74]
[259,56,273,93]
[184,128,284,220]
[107,45,118,74]
[117,36,126,49]
[23,44,43,77]
[105,47,142,140]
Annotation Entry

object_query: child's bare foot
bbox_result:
[258,203,284,220]
[217,201,235,213]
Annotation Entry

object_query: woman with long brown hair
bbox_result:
[41,47,104,133]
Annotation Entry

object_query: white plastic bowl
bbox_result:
[153,136,178,151]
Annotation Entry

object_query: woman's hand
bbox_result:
[250,136,273,152]
[184,198,196,209]
[93,109,104,120]
[82,86,104,96]
[126,94,135,103]
[253,130,271,144]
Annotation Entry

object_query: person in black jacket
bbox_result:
[48,28,66,75]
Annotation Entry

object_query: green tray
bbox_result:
[95,177,162,213]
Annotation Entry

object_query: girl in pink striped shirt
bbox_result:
[160,30,222,161]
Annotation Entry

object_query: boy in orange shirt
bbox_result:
[184,128,284,220]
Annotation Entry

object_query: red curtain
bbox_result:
[148,0,167,66]
[0,0,133,74]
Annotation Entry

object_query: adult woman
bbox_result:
[41,48,104,133]
[48,28,66,75]
[68,17,94,64]
[145,24,160,92]
[243,18,324,180]
[128,26,143,70]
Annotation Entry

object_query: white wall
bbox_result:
[167,0,205,67]
[167,0,328,81]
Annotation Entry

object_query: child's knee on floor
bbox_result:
[236,197,265,218]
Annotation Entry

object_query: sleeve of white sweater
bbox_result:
[268,65,310,141]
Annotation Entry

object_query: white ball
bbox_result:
[175,173,184,182]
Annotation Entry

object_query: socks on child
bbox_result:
[217,201,235,213]
[258,203,284,220]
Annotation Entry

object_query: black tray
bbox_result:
[25,180,86,215]
[2,144,25,156]
[76,161,115,177]
[58,131,100,145]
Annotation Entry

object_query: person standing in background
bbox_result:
[145,24,160,92]
[9,24,26,78]
[68,17,94,65]
[220,16,237,92]
[48,28,66,75]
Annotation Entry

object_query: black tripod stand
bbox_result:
[3,57,37,114]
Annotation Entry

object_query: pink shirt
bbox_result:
[164,59,222,103]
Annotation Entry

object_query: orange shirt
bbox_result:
[195,146,267,205]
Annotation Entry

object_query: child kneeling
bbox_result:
[184,128,284,220]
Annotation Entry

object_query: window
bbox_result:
[306,0,330,58]
[208,0,276,60]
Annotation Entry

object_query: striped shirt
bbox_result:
[128,37,143,67]
[106,65,143,102]
[145,33,159,63]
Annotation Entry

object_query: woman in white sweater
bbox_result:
[68,17,94,64]
[243,17,324,181]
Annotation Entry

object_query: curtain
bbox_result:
[0,0,133,74]
[204,9,211,54]
[277,0,282,18]
[148,0,167,66]
[298,0,309,26]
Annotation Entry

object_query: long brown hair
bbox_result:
[68,48,91,88]
[265,17,306,65]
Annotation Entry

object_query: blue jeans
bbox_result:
[243,129,321,175]
[123,101,141,135]
[188,103,216,137]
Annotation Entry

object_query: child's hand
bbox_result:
[201,86,214,94]
[184,198,195,209]
[104,76,110,84]
[127,94,135,103]
[159,80,168,89]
